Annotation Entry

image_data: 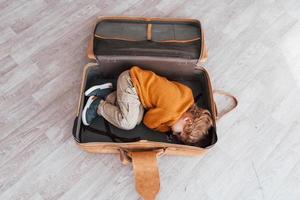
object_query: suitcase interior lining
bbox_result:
[74,65,217,148]
[93,20,201,59]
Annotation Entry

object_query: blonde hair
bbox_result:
[179,104,213,145]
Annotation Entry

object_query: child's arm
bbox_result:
[143,107,172,132]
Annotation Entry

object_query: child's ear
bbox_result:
[184,117,193,124]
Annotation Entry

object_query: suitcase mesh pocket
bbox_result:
[94,20,201,43]
[94,19,202,59]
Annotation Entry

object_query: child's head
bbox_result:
[171,104,213,145]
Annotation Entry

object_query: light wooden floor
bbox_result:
[1,0,300,199]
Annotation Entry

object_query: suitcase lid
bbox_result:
[88,16,208,64]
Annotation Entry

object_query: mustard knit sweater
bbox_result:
[129,66,194,132]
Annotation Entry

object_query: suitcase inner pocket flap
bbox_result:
[151,23,200,42]
[95,19,201,42]
[93,18,203,60]
[95,20,147,41]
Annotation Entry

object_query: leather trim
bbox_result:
[94,34,139,42]
[75,140,207,156]
[147,23,152,40]
[198,30,207,64]
[87,36,96,61]
[154,38,200,43]
[199,32,208,62]
[96,15,201,23]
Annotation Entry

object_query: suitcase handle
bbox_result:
[119,148,166,200]
[213,90,238,120]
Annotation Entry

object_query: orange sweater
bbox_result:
[129,66,194,132]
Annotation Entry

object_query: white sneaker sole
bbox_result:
[84,83,113,96]
[82,96,95,126]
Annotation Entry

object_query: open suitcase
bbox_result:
[72,16,237,200]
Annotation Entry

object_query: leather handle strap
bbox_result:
[118,149,166,199]
[129,151,161,200]
[213,90,238,120]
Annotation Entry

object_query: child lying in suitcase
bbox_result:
[82,66,213,145]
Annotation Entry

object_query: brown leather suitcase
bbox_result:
[72,16,237,200]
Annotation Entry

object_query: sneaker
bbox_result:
[84,83,113,99]
[82,96,102,126]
